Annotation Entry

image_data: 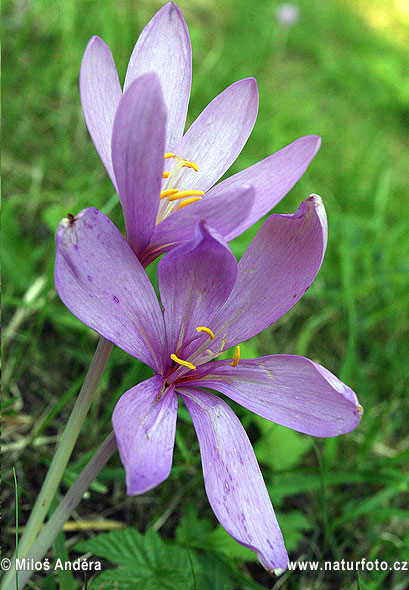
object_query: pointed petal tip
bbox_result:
[306,193,328,240]
[126,476,166,496]
[154,1,190,41]
[271,566,287,576]
[234,76,259,98]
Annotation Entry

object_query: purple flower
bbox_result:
[79,2,321,264]
[54,195,362,573]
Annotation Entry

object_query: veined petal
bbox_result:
[113,376,178,495]
[205,135,322,240]
[178,387,288,573]
[190,195,327,361]
[158,222,237,361]
[54,208,166,373]
[140,186,254,266]
[189,356,363,437]
[124,2,191,151]
[173,78,259,193]
[79,36,122,190]
[111,73,167,258]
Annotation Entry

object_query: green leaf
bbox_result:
[176,504,257,561]
[206,526,258,562]
[276,511,312,552]
[253,417,312,470]
[74,528,194,590]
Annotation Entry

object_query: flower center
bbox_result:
[169,325,241,376]
[156,153,204,224]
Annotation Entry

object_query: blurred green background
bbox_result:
[2,0,409,588]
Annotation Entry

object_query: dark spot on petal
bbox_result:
[87,275,93,282]
[67,213,77,226]
[73,244,79,250]
[113,296,119,303]
[293,294,297,298]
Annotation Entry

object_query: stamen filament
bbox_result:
[160,189,179,200]
[168,190,205,202]
[171,353,196,371]
[177,197,202,210]
[230,346,240,367]
[196,326,215,340]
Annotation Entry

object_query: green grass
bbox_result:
[3,0,409,588]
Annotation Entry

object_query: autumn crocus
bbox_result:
[54,195,362,572]
[80,2,321,265]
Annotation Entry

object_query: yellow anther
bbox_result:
[160,189,179,200]
[162,172,170,178]
[164,152,176,159]
[230,346,240,367]
[206,349,213,354]
[177,197,202,210]
[196,326,215,340]
[168,190,205,202]
[182,161,199,172]
[171,353,196,371]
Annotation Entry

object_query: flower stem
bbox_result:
[4,336,113,589]
[15,432,117,590]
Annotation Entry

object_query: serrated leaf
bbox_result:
[89,566,189,590]
[74,528,193,589]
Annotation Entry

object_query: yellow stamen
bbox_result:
[177,197,202,210]
[162,172,170,178]
[160,189,179,200]
[182,161,199,172]
[206,349,213,354]
[171,353,196,371]
[196,326,215,340]
[230,346,240,367]
[164,152,176,159]
[168,190,205,202]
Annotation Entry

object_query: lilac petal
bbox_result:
[140,186,255,266]
[205,135,322,240]
[79,36,122,190]
[189,356,363,437]
[191,195,327,361]
[111,73,167,258]
[158,222,237,359]
[124,2,191,151]
[178,387,288,573]
[54,207,166,373]
[172,78,259,193]
[113,376,178,494]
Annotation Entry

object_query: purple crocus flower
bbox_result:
[54,195,362,573]
[79,2,321,264]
